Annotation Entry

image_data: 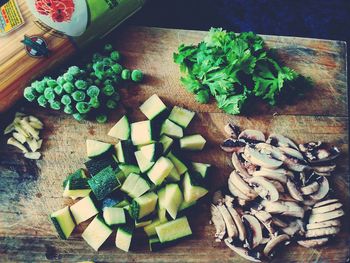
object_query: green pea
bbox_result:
[63,73,74,82]
[63,82,74,94]
[92,53,103,63]
[31,81,45,94]
[57,76,66,86]
[94,79,101,86]
[44,87,55,101]
[68,66,80,76]
[23,87,37,102]
[105,68,114,78]
[93,62,104,72]
[103,58,113,66]
[102,84,115,96]
[37,95,48,107]
[54,85,64,95]
[61,94,72,105]
[75,80,87,90]
[64,104,74,114]
[131,69,144,82]
[89,97,100,109]
[72,90,86,102]
[96,114,107,123]
[110,51,121,62]
[76,102,91,114]
[121,69,131,80]
[47,79,57,88]
[111,63,123,74]
[104,44,113,52]
[106,99,118,109]
[73,113,86,121]
[50,101,61,110]
[87,86,100,97]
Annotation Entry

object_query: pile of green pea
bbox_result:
[23,44,143,123]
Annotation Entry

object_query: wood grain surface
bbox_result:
[0,26,348,263]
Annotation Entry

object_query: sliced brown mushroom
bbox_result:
[232,152,251,179]
[309,177,329,200]
[279,146,304,161]
[309,209,345,224]
[253,210,276,236]
[299,142,340,164]
[244,146,283,169]
[225,196,246,242]
[242,214,263,249]
[252,170,288,184]
[248,177,279,202]
[301,181,320,195]
[267,134,298,150]
[314,198,339,208]
[255,143,286,161]
[238,129,265,143]
[311,202,343,215]
[286,179,304,201]
[221,138,246,153]
[281,219,304,237]
[306,219,341,230]
[210,204,226,241]
[230,171,258,199]
[263,234,290,257]
[269,180,285,193]
[312,164,336,174]
[217,203,238,239]
[225,238,262,262]
[262,200,304,218]
[305,226,340,238]
[283,157,310,172]
[297,237,329,248]
[271,217,288,228]
[224,123,240,139]
[228,180,252,201]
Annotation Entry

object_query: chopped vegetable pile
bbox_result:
[174,28,312,115]
[23,44,143,123]
[4,112,44,159]
[50,94,211,252]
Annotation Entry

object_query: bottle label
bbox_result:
[0,0,24,36]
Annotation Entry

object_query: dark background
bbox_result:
[128,0,350,44]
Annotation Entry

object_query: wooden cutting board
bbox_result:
[0,26,348,262]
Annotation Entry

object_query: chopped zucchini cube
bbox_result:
[166,166,181,182]
[129,176,151,198]
[82,216,112,251]
[131,120,154,146]
[119,164,140,177]
[182,172,208,203]
[147,157,174,185]
[115,140,136,164]
[180,134,206,150]
[135,150,154,173]
[164,184,183,219]
[144,218,163,237]
[121,173,140,194]
[50,206,75,240]
[88,166,122,200]
[62,169,91,199]
[160,119,183,138]
[140,142,163,162]
[108,115,130,140]
[159,135,174,154]
[115,226,134,252]
[129,192,158,220]
[103,207,126,226]
[86,139,112,158]
[139,94,167,120]
[167,152,188,175]
[168,106,195,128]
[84,155,118,177]
[155,216,192,243]
[70,195,99,224]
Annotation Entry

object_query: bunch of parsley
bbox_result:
[173,28,311,114]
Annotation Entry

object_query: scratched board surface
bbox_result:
[0,26,348,262]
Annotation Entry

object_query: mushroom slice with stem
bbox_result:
[286,179,304,201]
[210,204,226,241]
[244,146,283,169]
[248,177,279,202]
[263,234,290,258]
[253,210,276,236]
[225,196,246,241]
[306,219,341,230]
[221,138,246,153]
[228,180,252,201]
[305,227,340,238]
[309,209,345,224]
[311,202,343,215]
[309,177,329,200]
[281,219,304,237]
[252,170,288,184]
[279,146,304,161]
[301,181,320,195]
[297,237,329,248]
[238,129,265,143]
[283,157,310,172]
[232,152,251,179]
[217,203,238,239]
[230,171,258,199]
[242,215,263,249]
[267,134,298,150]
[255,143,286,161]
[224,123,240,139]
[224,238,262,262]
